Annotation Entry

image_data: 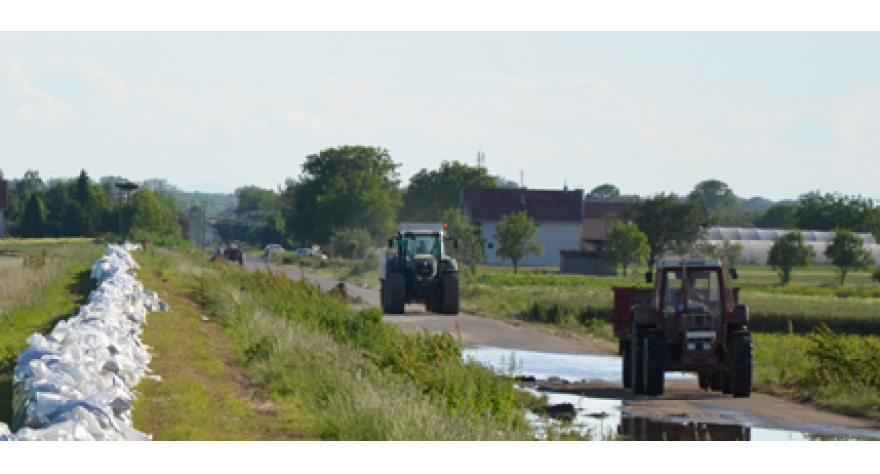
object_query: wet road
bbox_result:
[245,256,880,440]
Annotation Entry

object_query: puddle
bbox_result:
[463,345,879,441]
[463,345,694,384]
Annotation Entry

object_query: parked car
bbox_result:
[293,248,327,259]
[264,244,285,253]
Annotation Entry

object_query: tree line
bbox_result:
[1,169,187,245]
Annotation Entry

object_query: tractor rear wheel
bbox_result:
[384,272,406,314]
[644,333,665,396]
[631,328,645,394]
[622,343,632,389]
[440,272,460,315]
[732,335,753,398]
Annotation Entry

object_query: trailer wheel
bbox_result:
[384,272,406,314]
[698,372,710,390]
[732,335,753,398]
[631,329,645,394]
[644,333,665,396]
[622,343,632,389]
[440,272,460,315]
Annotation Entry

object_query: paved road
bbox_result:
[245,256,607,354]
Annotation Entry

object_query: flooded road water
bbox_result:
[463,345,880,441]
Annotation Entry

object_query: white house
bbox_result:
[461,187,584,267]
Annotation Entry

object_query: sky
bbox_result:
[1,8,878,201]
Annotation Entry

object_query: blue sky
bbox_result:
[1,29,878,200]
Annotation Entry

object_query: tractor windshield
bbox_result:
[404,234,441,260]
[663,269,722,315]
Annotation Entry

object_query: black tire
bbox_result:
[384,272,406,314]
[698,372,710,390]
[732,335,753,398]
[710,372,724,391]
[622,343,633,389]
[632,328,645,394]
[721,372,733,394]
[644,333,665,396]
[440,272,460,315]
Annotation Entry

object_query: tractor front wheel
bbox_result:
[440,272,460,315]
[384,272,406,314]
[732,335,753,398]
[698,372,711,390]
[631,328,646,394]
[644,333,665,396]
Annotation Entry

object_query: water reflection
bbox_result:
[464,345,876,441]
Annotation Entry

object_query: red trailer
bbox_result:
[612,258,751,397]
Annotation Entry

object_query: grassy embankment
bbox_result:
[0,241,103,427]
[133,249,538,440]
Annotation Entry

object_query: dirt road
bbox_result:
[246,256,880,438]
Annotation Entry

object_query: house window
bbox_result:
[487,242,494,249]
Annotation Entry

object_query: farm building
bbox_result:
[461,187,584,267]
[705,227,880,265]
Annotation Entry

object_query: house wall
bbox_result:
[480,220,582,267]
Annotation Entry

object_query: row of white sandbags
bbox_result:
[0,244,167,441]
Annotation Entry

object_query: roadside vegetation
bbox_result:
[135,249,535,440]
[0,242,103,427]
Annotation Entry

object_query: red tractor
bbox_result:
[612,258,752,397]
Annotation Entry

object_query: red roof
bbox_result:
[583,201,632,218]
[461,188,583,222]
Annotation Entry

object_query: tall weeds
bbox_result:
[186,263,532,440]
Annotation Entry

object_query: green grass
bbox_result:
[139,250,535,440]
[0,244,104,427]
[753,327,880,419]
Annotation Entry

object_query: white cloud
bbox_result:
[549,75,610,91]
[73,61,309,140]
[455,75,536,88]
[7,60,75,125]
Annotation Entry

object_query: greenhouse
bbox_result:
[704,227,880,265]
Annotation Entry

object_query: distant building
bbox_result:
[461,187,584,266]
[581,200,632,251]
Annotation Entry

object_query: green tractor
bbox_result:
[380,229,460,315]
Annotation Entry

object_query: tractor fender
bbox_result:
[631,305,654,326]
[440,256,458,273]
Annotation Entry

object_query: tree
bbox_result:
[586,183,621,201]
[442,208,485,267]
[235,186,279,216]
[493,210,542,274]
[399,161,497,222]
[624,193,711,268]
[688,179,753,227]
[329,227,374,259]
[707,239,744,269]
[825,229,875,285]
[767,230,814,284]
[795,192,880,236]
[756,203,798,229]
[492,175,522,189]
[603,221,649,276]
[283,146,402,246]
[20,193,47,237]
[126,189,182,239]
[17,170,44,196]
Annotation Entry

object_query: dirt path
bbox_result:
[246,256,880,438]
